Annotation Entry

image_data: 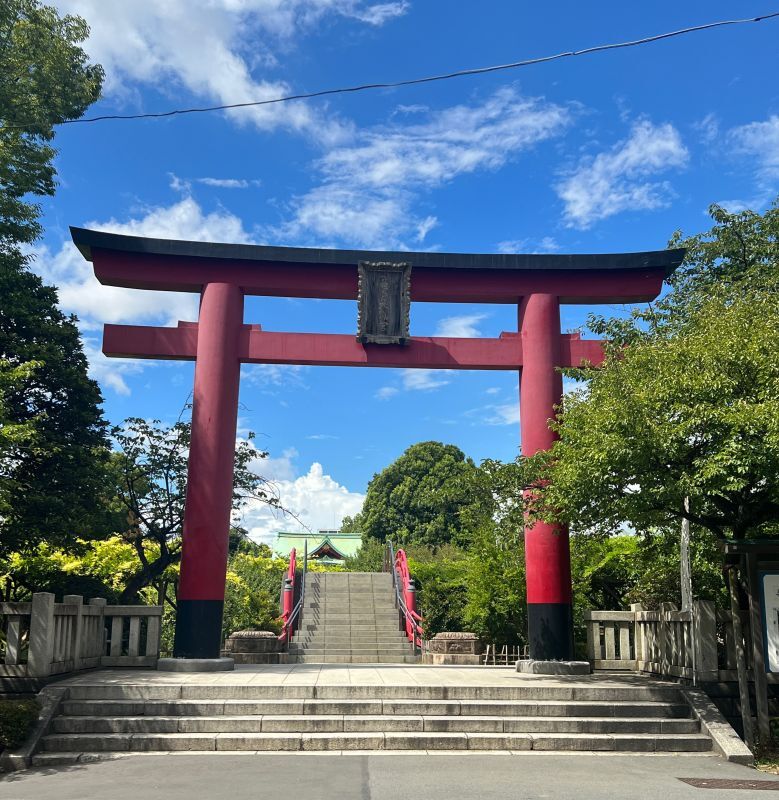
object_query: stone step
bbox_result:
[62,683,686,702]
[289,641,411,648]
[292,632,408,639]
[291,655,421,664]
[288,652,415,659]
[300,625,402,632]
[40,731,712,753]
[302,618,400,624]
[61,698,692,719]
[51,714,702,735]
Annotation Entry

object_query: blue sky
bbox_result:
[33,1,779,542]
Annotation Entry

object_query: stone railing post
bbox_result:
[63,595,84,670]
[27,592,55,678]
[630,603,644,664]
[89,597,107,658]
[693,599,718,682]
[658,602,676,672]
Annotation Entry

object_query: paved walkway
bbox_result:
[53,663,680,689]
[1,752,766,800]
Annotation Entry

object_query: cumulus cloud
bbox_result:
[31,197,255,393]
[241,462,365,545]
[271,87,572,248]
[54,0,405,140]
[556,120,689,229]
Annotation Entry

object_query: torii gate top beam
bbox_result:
[70,227,684,305]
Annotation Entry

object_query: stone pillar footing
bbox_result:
[516,659,590,675]
[157,657,235,672]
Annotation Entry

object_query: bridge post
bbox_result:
[519,294,574,661]
[173,282,244,659]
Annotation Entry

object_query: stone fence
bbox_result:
[1,592,163,679]
[585,600,753,682]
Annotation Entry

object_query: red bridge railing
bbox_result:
[384,541,424,652]
[278,541,307,646]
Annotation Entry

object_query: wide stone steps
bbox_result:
[35,681,714,760]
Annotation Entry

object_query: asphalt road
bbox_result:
[0,753,771,800]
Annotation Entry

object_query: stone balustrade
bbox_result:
[1,592,163,679]
[586,600,728,681]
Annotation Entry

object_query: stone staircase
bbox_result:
[288,572,419,664]
[34,680,713,762]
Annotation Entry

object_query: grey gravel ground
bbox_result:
[0,753,769,800]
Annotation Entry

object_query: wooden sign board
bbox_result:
[356,261,411,345]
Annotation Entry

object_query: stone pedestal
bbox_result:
[157,657,234,672]
[422,632,483,665]
[516,659,591,675]
[221,630,289,665]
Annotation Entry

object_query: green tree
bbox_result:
[110,416,281,602]
[514,200,779,545]
[357,441,488,549]
[0,0,107,556]
[1,0,103,247]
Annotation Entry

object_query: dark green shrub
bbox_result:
[0,698,39,750]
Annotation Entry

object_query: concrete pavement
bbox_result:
[0,753,768,800]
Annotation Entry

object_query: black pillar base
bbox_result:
[173,599,224,659]
[527,602,574,661]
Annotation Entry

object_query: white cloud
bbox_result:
[32,197,254,394]
[272,88,572,247]
[259,446,300,482]
[241,364,308,391]
[401,369,450,391]
[241,462,365,545]
[346,1,409,25]
[497,236,560,254]
[694,113,719,145]
[556,120,689,229]
[81,337,148,396]
[375,386,399,400]
[55,1,405,140]
[712,116,779,213]
[481,402,520,426]
[728,115,779,183]
[196,177,261,189]
[435,313,487,338]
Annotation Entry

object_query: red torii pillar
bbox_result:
[175,283,244,657]
[520,294,572,660]
[70,226,681,661]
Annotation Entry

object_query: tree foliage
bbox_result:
[356,441,488,549]
[0,262,115,555]
[0,0,108,556]
[110,416,281,602]
[500,201,779,544]
[1,0,104,248]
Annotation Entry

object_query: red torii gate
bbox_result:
[71,227,683,662]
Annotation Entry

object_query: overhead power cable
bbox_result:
[4,11,779,129]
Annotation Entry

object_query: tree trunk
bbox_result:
[120,550,181,603]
